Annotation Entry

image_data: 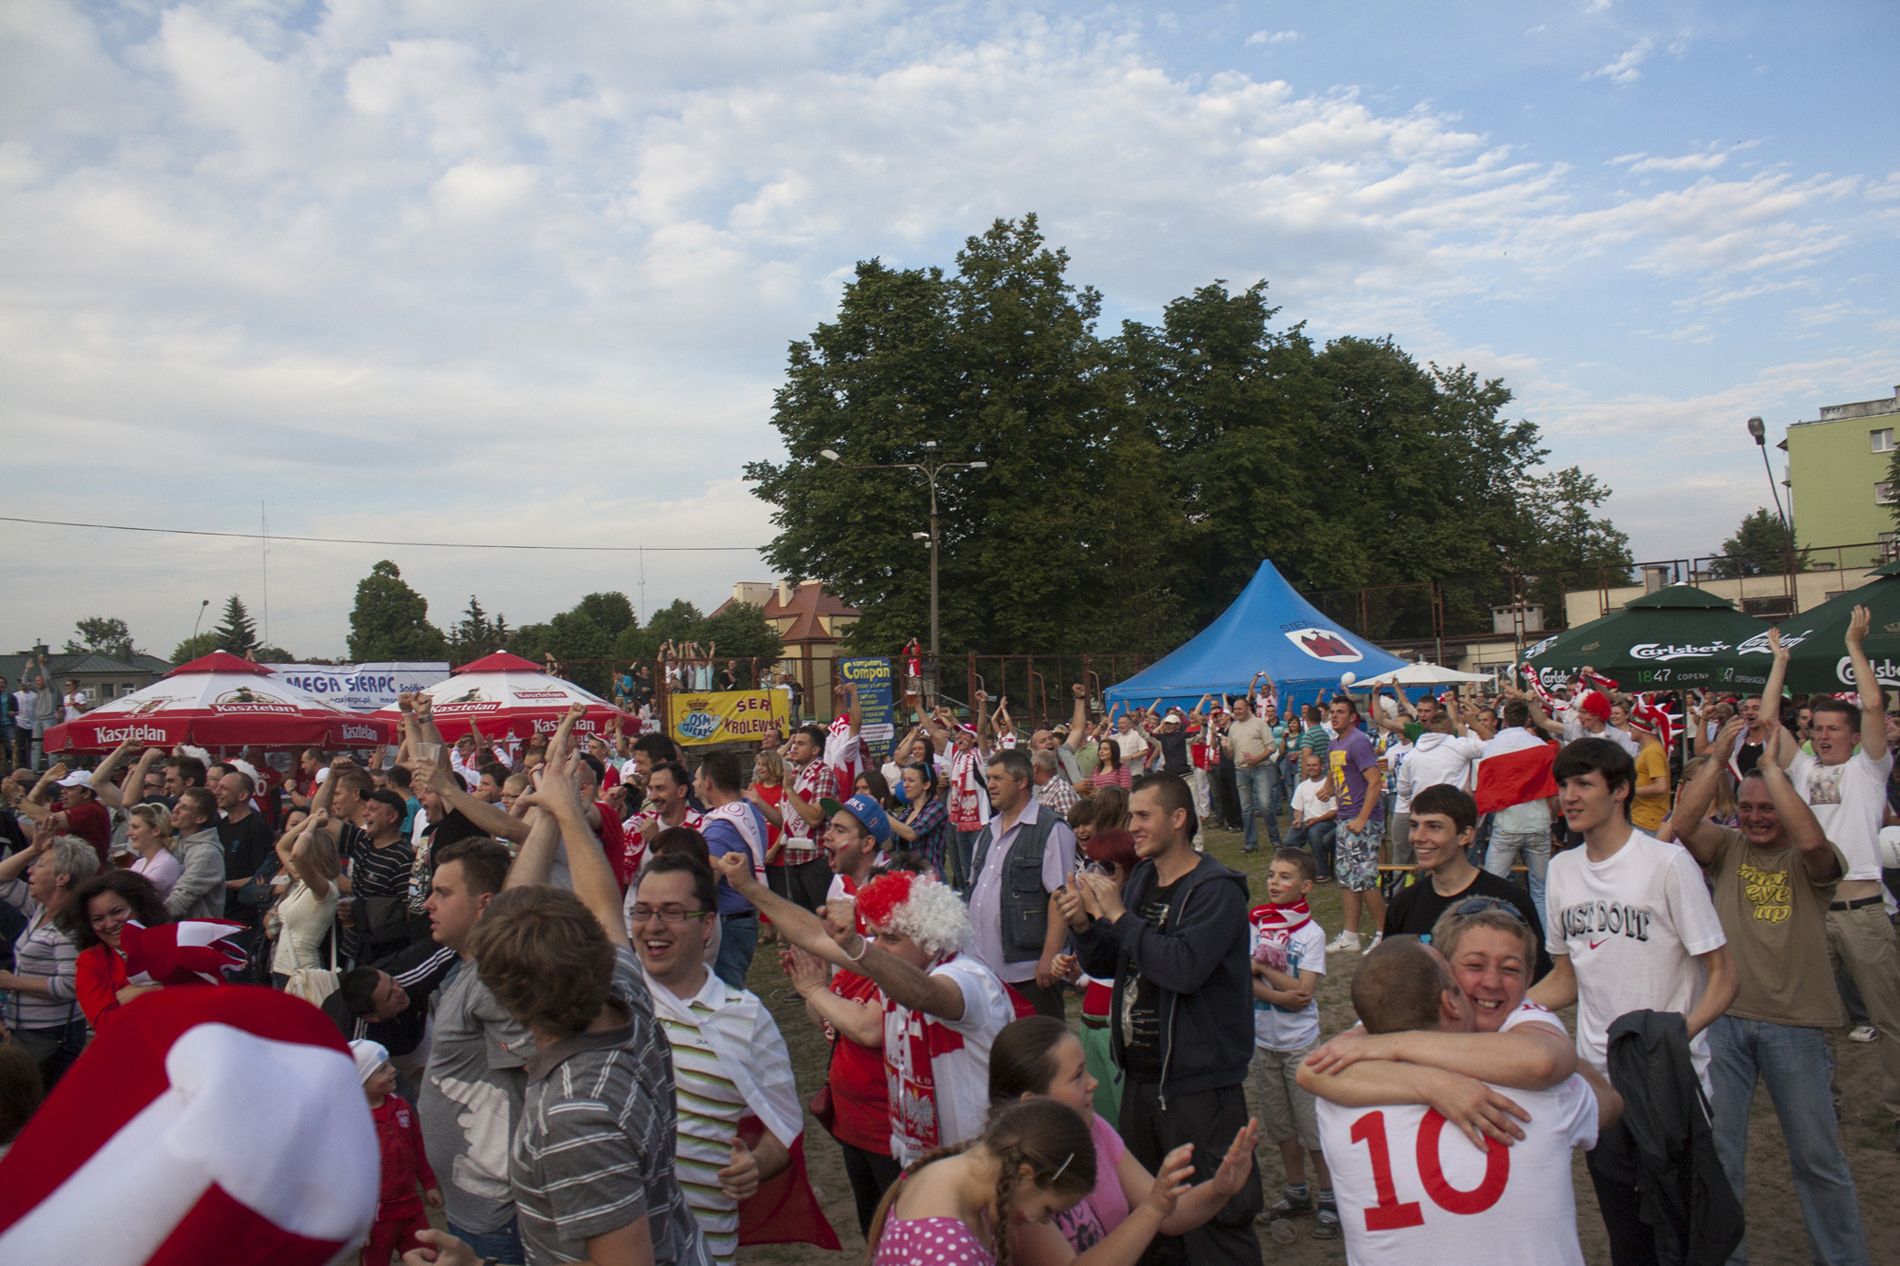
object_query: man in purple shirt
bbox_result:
[1325,695,1385,954]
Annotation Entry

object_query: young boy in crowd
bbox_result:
[351,1038,441,1265]
[1248,848,1335,1242]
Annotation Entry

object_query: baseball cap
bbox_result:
[55,770,93,790]
[819,793,893,845]
[1164,709,1185,724]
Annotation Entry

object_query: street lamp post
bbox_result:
[819,443,987,659]
[1747,416,1796,577]
[191,598,211,651]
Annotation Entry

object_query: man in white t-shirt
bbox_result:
[712,853,1013,1165]
[1112,706,1152,775]
[1530,737,1736,1266]
[1285,753,1339,882]
[1312,938,1603,1266]
[1770,609,1900,1138]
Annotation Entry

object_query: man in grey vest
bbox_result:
[963,747,1077,1018]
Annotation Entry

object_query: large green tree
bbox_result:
[1708,507,1802,578]
[748,215,1122,653]
[750,216,1630,653]
[347,561,449,660]
[65,616,139,662]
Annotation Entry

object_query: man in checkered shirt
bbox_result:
[776,723,837,912]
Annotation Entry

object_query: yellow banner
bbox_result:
[668,689,790,746]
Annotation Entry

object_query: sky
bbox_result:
[3,0,1896,660]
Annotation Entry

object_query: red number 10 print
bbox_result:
[1349,1110,1511,1232]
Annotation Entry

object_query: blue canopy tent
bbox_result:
[1104,560,1409,714]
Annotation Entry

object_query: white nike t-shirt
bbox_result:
[1318,1073,1598,1266]
[1544,829,1726,1089]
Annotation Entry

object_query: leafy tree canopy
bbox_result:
[347,561,449,661]
[748,215,1629,652]
[169,631,220,664]
[66,616,139,663]
[1708,507,1803,578]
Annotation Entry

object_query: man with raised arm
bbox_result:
[1772,608,1900,1150]
[1672,706,1870,1266]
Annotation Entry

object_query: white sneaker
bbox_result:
[1367,932,1384,950]
[1327,930,1361,953]
[1849,1024,1879,1043]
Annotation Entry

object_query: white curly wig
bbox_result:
[856,871,972,958]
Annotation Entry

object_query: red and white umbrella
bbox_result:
[42,652,396,754]
[380,650,630,747]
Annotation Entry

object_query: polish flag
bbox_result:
[1475,727,1559,815]
[0,986,377,1266]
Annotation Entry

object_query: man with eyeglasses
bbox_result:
[1381,784,1549,983]
[631,853,800,1266]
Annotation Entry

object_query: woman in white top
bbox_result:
[123,803,182,900]
[268,810,340,987]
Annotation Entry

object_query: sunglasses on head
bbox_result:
[1451,896,1527,924]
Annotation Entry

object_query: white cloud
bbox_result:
[1617,150,1727,174]
[0,1,1888,653]
[1245,30,1299,46]
[1586,37,1653,85]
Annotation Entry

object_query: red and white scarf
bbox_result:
[1579,668,1620,693]
[947,744,987,832]
[1249,900,1312,973]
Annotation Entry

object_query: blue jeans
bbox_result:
[947,828,980,890]
[1236,762,1280,852]
[1286,821,1337,880]
[1708,1016,1868,1265]
[715,911,760,988]
[448,1218,524,1264]
[1484,830,1550,931]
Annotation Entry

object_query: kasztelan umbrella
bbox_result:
[1710,559,1900,695]
[378,651,630,745]
[1521,584,1767,692]
[42,652,396,753]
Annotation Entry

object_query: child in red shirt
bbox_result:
[350,1039,441,1264]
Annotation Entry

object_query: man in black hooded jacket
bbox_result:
[1064,772,1262,1266]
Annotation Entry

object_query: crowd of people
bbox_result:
[0,622,1895,1266]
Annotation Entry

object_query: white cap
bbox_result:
[1164,709,1185,723]
[349,1039,389,1085]
[55,770,93,789]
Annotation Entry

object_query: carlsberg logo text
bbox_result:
[1629,641,1730,662]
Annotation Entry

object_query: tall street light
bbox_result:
[819,442,987,659]
[1746,416,1795,573]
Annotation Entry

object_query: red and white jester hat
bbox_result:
[0,986,378,1265]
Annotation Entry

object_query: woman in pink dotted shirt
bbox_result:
[868,1098,1195,1266]
[988,1017,1259,1266]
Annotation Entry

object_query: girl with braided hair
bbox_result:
[987,1016,1256,1266]
[866,1098,1099,1266]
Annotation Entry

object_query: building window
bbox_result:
[1875,428,1896,453]
[1879,482,1897,505]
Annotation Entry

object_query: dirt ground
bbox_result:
[736,822,1900,1266]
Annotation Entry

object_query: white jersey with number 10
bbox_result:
[1315,1074,1598,1266]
